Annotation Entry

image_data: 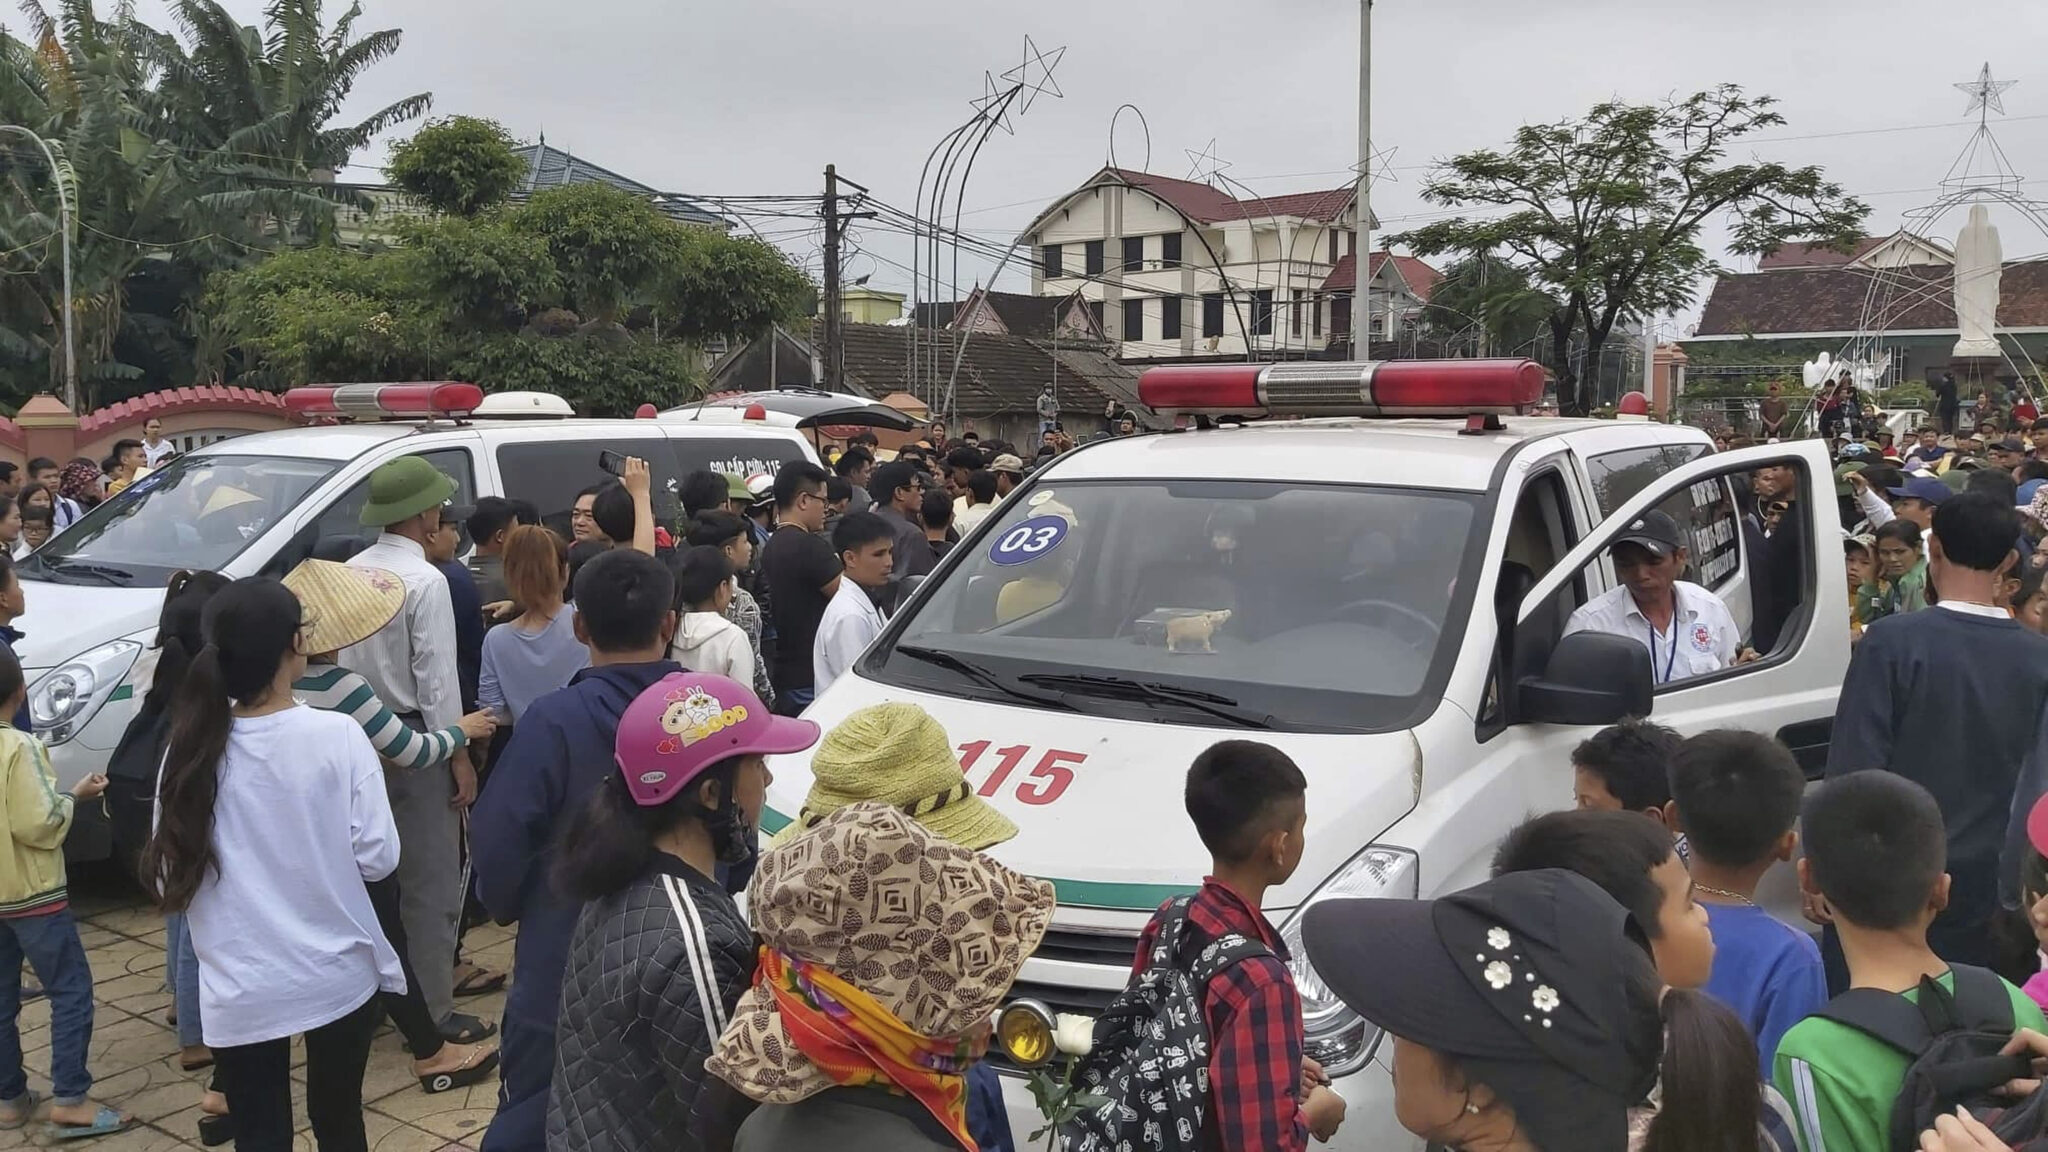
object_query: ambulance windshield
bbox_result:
[872,479,1482,733]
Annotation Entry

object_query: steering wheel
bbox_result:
[1331,598,1442,650]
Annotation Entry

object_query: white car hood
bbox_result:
[765,674,1423,913]
[13,578,162,669]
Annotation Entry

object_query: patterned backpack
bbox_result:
[1057,896,1273,1152]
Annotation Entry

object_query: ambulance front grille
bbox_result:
[1032,927,1141,969]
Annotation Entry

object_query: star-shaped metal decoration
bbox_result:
[970,71,1017,136]
[999,35,1066,116]
[1350,144,1402,189]
[1185,139,1232,186]
[1957,62,2017,120]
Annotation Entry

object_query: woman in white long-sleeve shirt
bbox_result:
[142,578,402,1152]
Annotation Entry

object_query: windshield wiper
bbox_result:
[39,558,132,586]
[1016,673,1276,729]
[891,645,1079,712]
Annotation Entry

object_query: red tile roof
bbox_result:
[1233,187,1355,222]
[1105,169,1356,224]
[1755,236,1887,271]
[78,385,290,436]
[1320,252,1443,300]
[1694,261,2048,336]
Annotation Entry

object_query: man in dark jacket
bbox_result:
[1828,491,2048,986]
[471,549,681,1152]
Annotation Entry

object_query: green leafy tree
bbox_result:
[1421,253,1561,360]
[209,177,815,415]
[1392,86,1869,416]
[0,0,425,406]
[387,116,524,217]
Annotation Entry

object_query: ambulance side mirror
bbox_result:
[1517,632,1653,726]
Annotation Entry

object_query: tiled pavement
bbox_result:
[0,868,513,1152]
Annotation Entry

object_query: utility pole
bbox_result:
[819,165,875,397]
[822,165,842,394]
[1351,0,1372,359]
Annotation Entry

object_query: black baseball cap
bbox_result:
[1610,510,1686,559]
[1996,438,2028,454]
[1303,869,1661,1152]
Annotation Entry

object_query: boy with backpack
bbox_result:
[1667,730,1826,1075]
[1076,741,1345,1151]
[1775,771,2048,1152]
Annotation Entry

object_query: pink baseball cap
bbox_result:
[614,672,819,807]
[2028,790,2048,860]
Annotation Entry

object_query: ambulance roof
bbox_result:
[1043,416,1633,491]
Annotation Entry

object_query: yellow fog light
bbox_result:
[997,999,1057,1067]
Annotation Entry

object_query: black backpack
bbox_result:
[1817,963,2048,1151]
[1057,896,1272,1152]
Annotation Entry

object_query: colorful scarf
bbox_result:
[758,947,980,1151]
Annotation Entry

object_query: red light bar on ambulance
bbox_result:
[1137,358,1546,419]
[282,382,486,421]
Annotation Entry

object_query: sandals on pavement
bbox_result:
[439,1012,497,1045]
[418,1046,500,1094]
[197,1113,233,1147]
[46,1105,133,1141]
[452,964,505,998]
[0,1090,41,1130]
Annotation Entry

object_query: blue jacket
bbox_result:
[471,659,680,1030]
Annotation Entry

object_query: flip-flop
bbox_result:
[452,966,505,998]
[418,1047,499,1094]
[0,1089,41,1130]
[46,1106,132,1140]
[20,983,43,1002]
[197,1113,233,1147]
[179,1054,213,1072]
[438,1012,497,1045]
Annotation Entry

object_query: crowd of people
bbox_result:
[3,391,2048,1152]
[0,416,180,558]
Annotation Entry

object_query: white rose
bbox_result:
[1053,1013,1095,1057]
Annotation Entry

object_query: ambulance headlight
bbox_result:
[1277,845,1420,1076]
[30,640,140,746]
[996,999,1057,1068]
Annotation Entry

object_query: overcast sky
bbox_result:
[133,0,2048,332]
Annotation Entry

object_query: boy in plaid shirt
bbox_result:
[1131,741,1346,1151]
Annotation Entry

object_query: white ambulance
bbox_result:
[760,359,1849,1151]
[20,382,823,861]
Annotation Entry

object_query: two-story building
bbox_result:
[1016,167,1436,360]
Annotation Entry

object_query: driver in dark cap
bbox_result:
[1561,510,1749,684]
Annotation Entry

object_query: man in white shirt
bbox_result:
[814,511,894,695]
[141,417,177,468]
[339,456,480,1041]
[1563,510,1748,685]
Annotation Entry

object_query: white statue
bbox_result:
[1954,204,2004,358]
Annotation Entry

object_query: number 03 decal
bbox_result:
[987,514,1069,566]
[956,741,1086,805]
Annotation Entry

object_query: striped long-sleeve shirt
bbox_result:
[295,663,465,771]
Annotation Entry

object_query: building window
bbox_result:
[1329,230,1339,264]
[1160,294,1182,340]
[1122,236,1144,273]
[1042,244,1063,279]
[1087,298,1105,332]
[1290,291,1303,337]
[1161,232,1182,268]
[1251,290,1275,337]
[1202,293,1225,338]
[1311,293,1323,338]
[1085,240,1105,276]
[1122,298,1146,342]
[1346,232,1356,257]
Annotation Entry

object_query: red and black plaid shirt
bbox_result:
[1132,878,1307,1152]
